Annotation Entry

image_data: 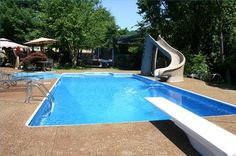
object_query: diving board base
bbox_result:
[146,97,236,156]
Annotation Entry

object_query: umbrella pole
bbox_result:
[15,55,20,69]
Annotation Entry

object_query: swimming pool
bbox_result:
[26,73,236,127]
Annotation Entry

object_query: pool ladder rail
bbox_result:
[25,79,54,115]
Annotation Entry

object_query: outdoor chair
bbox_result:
[33,59,53,71]
[25,63,37,71]
[99,59,112,67]
[0,70,42,89]
[45,58,54,71]
[0,70,17,88]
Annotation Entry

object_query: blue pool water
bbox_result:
[27,73,236,127]
[13,71,60,80]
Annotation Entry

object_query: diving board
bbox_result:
[146,97,236,156]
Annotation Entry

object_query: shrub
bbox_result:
[185,53,210,81]
[22,52,48,70]
[23,52,47,63]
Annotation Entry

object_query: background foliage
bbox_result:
[137,0,236,84]
[0,0,120,67]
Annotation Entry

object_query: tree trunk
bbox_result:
[217,0,231,84]
[219,20,231,84]
[72,55,77,67]
[69,46,78,68]
[219,16,224,62]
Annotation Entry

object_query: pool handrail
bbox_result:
[146,97,236,156]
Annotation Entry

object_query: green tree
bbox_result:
[0,0,39,43]
[0,0,118,67]
[83,6,118,49]
[38,0,117,67]
[137,0,166,37]
[215,0,236,83]
[137,0,236,83]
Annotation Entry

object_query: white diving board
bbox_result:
[146,97,236,156]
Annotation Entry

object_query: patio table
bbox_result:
[37,61,48,71]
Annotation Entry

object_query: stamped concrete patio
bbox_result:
[1,68,236,155]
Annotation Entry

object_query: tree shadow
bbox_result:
[150,120,201,156]
[206,82,236,91]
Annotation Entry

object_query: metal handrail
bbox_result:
[25,80,54,115]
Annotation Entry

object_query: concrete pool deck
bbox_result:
[1,68,236,155]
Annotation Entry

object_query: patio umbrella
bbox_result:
[24,37,57,46]
[0,38,29,69]
[0,38,28,49]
